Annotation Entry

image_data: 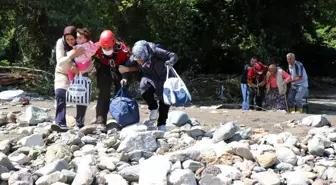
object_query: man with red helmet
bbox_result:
[247,61,268,111]
[91,30,137,132]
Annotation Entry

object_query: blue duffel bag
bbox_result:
[109,85,140,127]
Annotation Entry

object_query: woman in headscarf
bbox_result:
[121,40,178,132]
[263,64,291,111]
[52,25,90,132]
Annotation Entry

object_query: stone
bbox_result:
[0,112,7,126]
[301,115,330,127]
[118,165,140,182]
[119,123,148,140]
[199,175,227,185]
[117,132,158,153]
[256,152,277,168]
[98,157,117,171]
[8,152,30,165]
[276,146,297,165]
[18,134,44,147]
[58,132,82,145]
[182,160,204,172]
[252,171,280,185]
[282,171,310,185]
[18,105,50,125]
[0,153,15,170]
[139,155,171,185]
[8,170,34,185]
[61,169,76,184]
[308,136,326,156]
[229,142,254,160]
[45,144,72,163]
[72,165,97,185]
[0,139,11,154]
[35,171,67,185]
[215,165,242,180]
[166,111,190,127]
[201,165,222,177]
[327,133,336,142]
[186,126,206,138]
[212,121,239,143]
[165,149,200,163]
[105,174,128,185]
[168,169,197,185]
[81,136,97,145]
[35,159,69,176]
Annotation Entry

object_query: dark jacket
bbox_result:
[139,42,178,81]
[131,42,178,96]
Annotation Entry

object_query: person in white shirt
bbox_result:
[286,53,308,113]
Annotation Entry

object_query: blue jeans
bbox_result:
[241,83,249,110]
[287,85,308,108]
[55,89,87,127]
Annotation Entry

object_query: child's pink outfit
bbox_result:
[68,41,97,81]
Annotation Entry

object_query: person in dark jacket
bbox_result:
[240,57,257,110]
[120,40,178,132]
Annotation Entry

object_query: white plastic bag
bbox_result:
[66,73,91,106]
[163,66,191,106]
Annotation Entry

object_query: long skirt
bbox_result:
[264,88,286,110]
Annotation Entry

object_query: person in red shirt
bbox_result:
[90,30,137,132]
[247,61,268,110]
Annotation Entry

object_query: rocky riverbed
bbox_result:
[0,104,335,185]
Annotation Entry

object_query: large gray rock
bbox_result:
[17,105,50,125]
[46,144,72,163]
[252,171,280,185]
[139,155,171,185]
[308,136,325,156]
[301,115,331,127]
[117,131,158,153]
[182,160,204,172]
[0,153,15,170]
[229,142,254,161]
[212,121,239,143]
[166,111,190,127]
[0,112,7,126]
[8,170,34,185]
[18,134,44,147]
[35,171,67,185]
[0,140,11,154]
[276,147,297,166]
[118,165,141,182]
[105,174,128,185]
[35,159,69,176]
[168,169,197,185]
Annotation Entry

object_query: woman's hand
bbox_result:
[69,47,85,58]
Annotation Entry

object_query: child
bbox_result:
[68,28,97,81]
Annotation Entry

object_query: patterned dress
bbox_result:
[264,88,286,110]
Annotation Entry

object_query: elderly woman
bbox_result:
[263,64,291,111]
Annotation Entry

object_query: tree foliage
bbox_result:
[0,0,335,76]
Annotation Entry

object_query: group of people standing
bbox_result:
[240,53,309,113]
[53,25,178,133]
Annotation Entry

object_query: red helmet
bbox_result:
[99,30,116,48]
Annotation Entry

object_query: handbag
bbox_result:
[163,66,191,106]
[66,73,91,106]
